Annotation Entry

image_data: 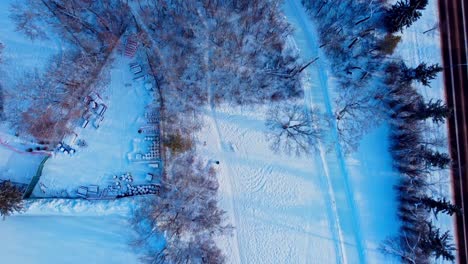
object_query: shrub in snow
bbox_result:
[163,133,193,155]
[0,180,24,219]
[377,34,402,55]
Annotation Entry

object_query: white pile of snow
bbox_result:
[23,197,138,216]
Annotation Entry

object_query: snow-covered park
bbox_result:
[196,1,401,263]
[0,0,454,263]
[197,0,451,263]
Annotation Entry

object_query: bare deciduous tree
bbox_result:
[266,104,323,156]
[380,234,419,264]
[136,0,304,115]
[142,235,225,264]
[334,86,386,152]
[10,0,53,40]
[132,153,231,263]
[7,0,129,143]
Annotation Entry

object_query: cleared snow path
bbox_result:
[202,16,243,263]
[283,1,366,263]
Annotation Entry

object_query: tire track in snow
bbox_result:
[219,138,269,194]
[284,1,367,263]
[238,165,270,194]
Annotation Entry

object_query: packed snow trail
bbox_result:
[283,1,367,263]
[201,15,243,263]
[207,89,243,264]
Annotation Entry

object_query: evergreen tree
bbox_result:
[421,223,456,262]
[421,196,462,218]
[415,99,451,124]
[421,147,451,169]
[385,0,429,33]
[402,62,443,86]
[0,180,24,219]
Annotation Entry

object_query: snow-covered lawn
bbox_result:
[0,198,140,264]
[198,104,336,264]
[34,55,158,197]
[0,144,46,184]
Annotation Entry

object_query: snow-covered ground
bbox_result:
[34,54,159,197]
[0,0,451,263]
[0,144,45,184]
[0,3,152,262]
[0,198,141,264]
[198,104,337,264]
